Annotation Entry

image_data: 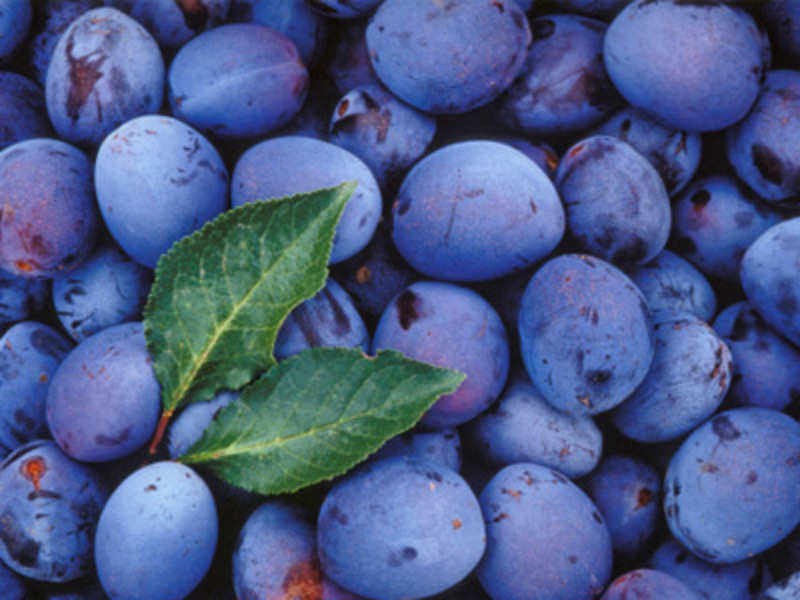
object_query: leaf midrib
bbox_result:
[181,402,402,464]
[166,202,333,410]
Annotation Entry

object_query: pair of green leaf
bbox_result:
[142,182,464,495]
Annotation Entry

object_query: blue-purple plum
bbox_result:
[167,391,238,459]
[556,136,671,267]
[0,139,99,278]
[604,0,769,132]
[740,218,800,348]
[52,243,153,342]
[275,278,369,360]
[233,501,359,600]
[0,274,49,327]
[518,254,655,416]
[330,83,437,187]
[0,440,107,582]
[365,0,531,114]
[650,538,772,600]
[372,281,509,428]
[95,115,228,269]
[46,322,161,462]
[726,71,800,207]
[497,15,620,137]
[629,250,717,323]
[103,0,230,49]
[0,72,52,150]
[477,462,613,600]
[584,455,660,558]
[168,24,308,140]
[392,141,565,282]
[714,302,800,412]
[0,561,26,599]
[45,7,165,147]
[602,570,701,600]
[307,0,381,18]
[229,0,327,65]
[0,322,72,459]
[94,461,217,600]
[664,409,800,563]
[673,176,782,282]
[0,0,32,61]
[373,428,461,472]
[232,136,381,264]
[594,106,702,195]
[28,0,104,85]
[611,311,732,443]
[317,456,485,600]
[466,372,602,478]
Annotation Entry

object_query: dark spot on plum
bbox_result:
[175,0,210,34]
[425,471,443,482]
[402,546,417,560]
[636,488,653,508]
[673,480,681,496]
[395,196,411,216]
[396,290,421,330]
[712,415,740,441]
[746,471,758,484]
[65,29,107,124]
[282,559,323,597]
[490,1,504,12]
[710,345,724,379]
[95,426,131,447]
[752,144,784,185]
[492,512,509,522]
[592,511,603,524]
[734,211,754,228]
[531,18,555,40]
[30,329,70,359]
[0,509,40,567]
[329,505,349,525]
[690,189,711,210]
[144,484,156,492]
[586,369,612,385]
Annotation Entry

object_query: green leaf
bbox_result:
[143,182,356,415]
[179,347,465,495]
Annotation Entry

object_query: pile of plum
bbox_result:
[1,0,800,598]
